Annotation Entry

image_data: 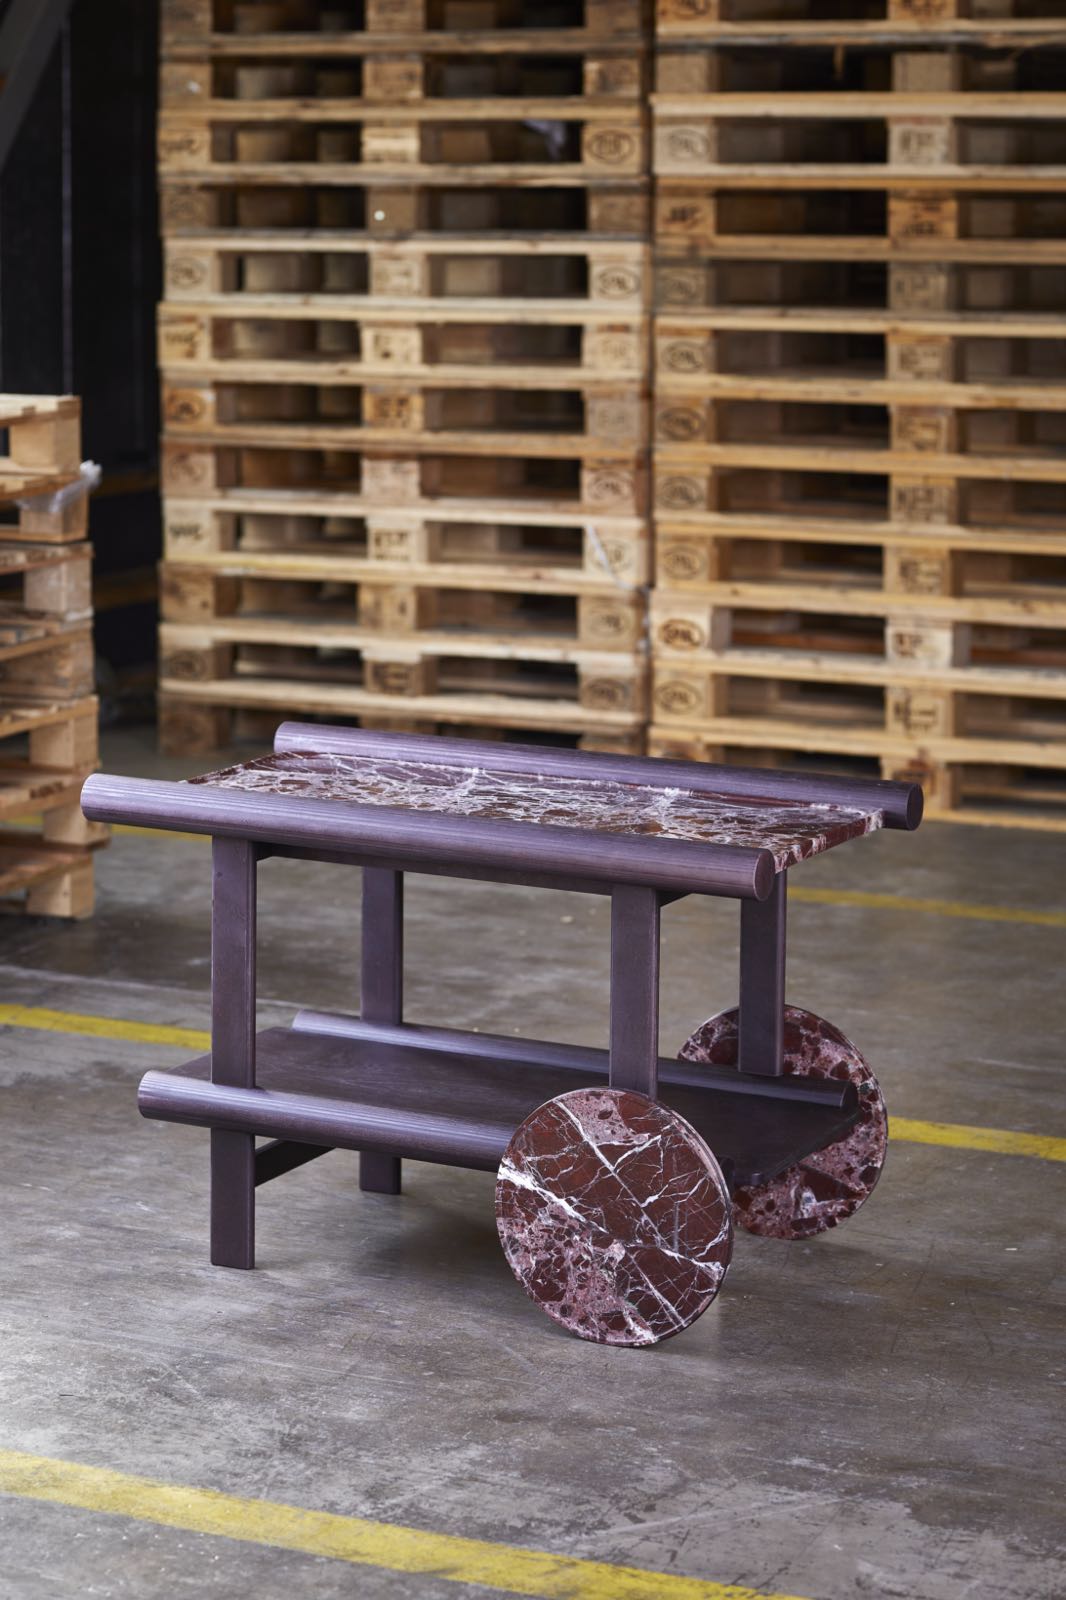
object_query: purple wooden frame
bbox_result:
[81,724,921,1270]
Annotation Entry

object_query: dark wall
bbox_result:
[0,0,160,708]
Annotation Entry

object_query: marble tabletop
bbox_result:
[187,749,883,870]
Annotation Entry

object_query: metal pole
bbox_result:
[359,867,404,1194]
[210,838,257,1267]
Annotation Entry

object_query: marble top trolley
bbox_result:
[81,724,922,1347]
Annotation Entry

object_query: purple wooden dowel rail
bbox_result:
[80,774,778,900]
[138,1072,516,1173]
[273,722,924,832]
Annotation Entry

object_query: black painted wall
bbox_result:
[0,0,160,707]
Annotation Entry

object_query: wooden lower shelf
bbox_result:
[138,1026,859,1189]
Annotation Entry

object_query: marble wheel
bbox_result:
[495,1086,733,1347]
[679,1006,888,1240]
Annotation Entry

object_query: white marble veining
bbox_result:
[188,750,883,869]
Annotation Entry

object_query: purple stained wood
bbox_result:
[187,749,882,870]
[495,1087,733,1346]
[679,1007,888,1239]
[273,723,924,832]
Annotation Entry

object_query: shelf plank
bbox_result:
[139,1026,860,1189]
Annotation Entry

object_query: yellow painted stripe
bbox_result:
[0,1002,1062,1163]
[790,885,1066,929]
[0,1003,210,1051]
[891,1117,1066,1163]
[110,823,1065,929]
[0,1448,806,1600]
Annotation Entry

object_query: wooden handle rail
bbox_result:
[273,721,924,831]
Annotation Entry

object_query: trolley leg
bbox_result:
[609,885,661,1097]
[360,867,404,1194]
[738,870,786,1077]
[210,838,258,1268]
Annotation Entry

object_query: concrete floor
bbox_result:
[0,725,1063,1599]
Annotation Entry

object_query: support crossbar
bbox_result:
[254,1139,332,1187]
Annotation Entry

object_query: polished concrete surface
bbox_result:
[0,726,1063,1599]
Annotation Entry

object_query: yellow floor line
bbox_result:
[0,1003,1062,1164]
[890,1117,1066,1163]
[0,1448,805,1600]
[110,826,1065,929]
[0,1003,210,1051]
[789,886,1066,929]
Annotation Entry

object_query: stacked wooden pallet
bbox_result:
[647,0,1066,828]
[157,0,653,756]
[0,396,104,916]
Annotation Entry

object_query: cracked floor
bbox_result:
[0,727,1062,1599]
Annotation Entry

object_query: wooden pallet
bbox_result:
[655,0,1066,45]
[653,430,1066,525]
[158,633,647,753]
[164,233,650,309]
[160,608,647,707]
[654,185,1066,252]
[161,695,644,761]
[654,519,1066,599]
[0,628,95,704]
[654,250,1065,316]
[161,374,649,454]
[0,395,85,529]
[0,695,101,831]
[654,125,1066,190]
[651,462,1064,534]
[162,36,645,111]
[160,174,651,236]
[160,109,649,185]
[647,723,1066,832]
[644,2,1064,830]
[650,654,1066,742]
[158,303,649,383]
[0,693,105,916]
[162,437,649,516]
[654,320,1066,402]
[161,0,647,48]
[649,683,1066,761]
[161,488,649,585]
[160,559,647,649]
[650,585,1066,659]
[0,837,96,919]
[656,31,1065,85]
[0,542,93,636]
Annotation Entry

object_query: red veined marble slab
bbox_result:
[188,750,882,870]
[680,1006,888,1239]
[495,1087,733,1346]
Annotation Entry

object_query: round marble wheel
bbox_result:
[679,1006,887,1240]
[495,1087,733,1347]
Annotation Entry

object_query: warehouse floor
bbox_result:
[0,728,1063,1600]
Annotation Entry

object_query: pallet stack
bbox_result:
[647,0,1066,827]
[156,0,653,757]
[0,396,105,917]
